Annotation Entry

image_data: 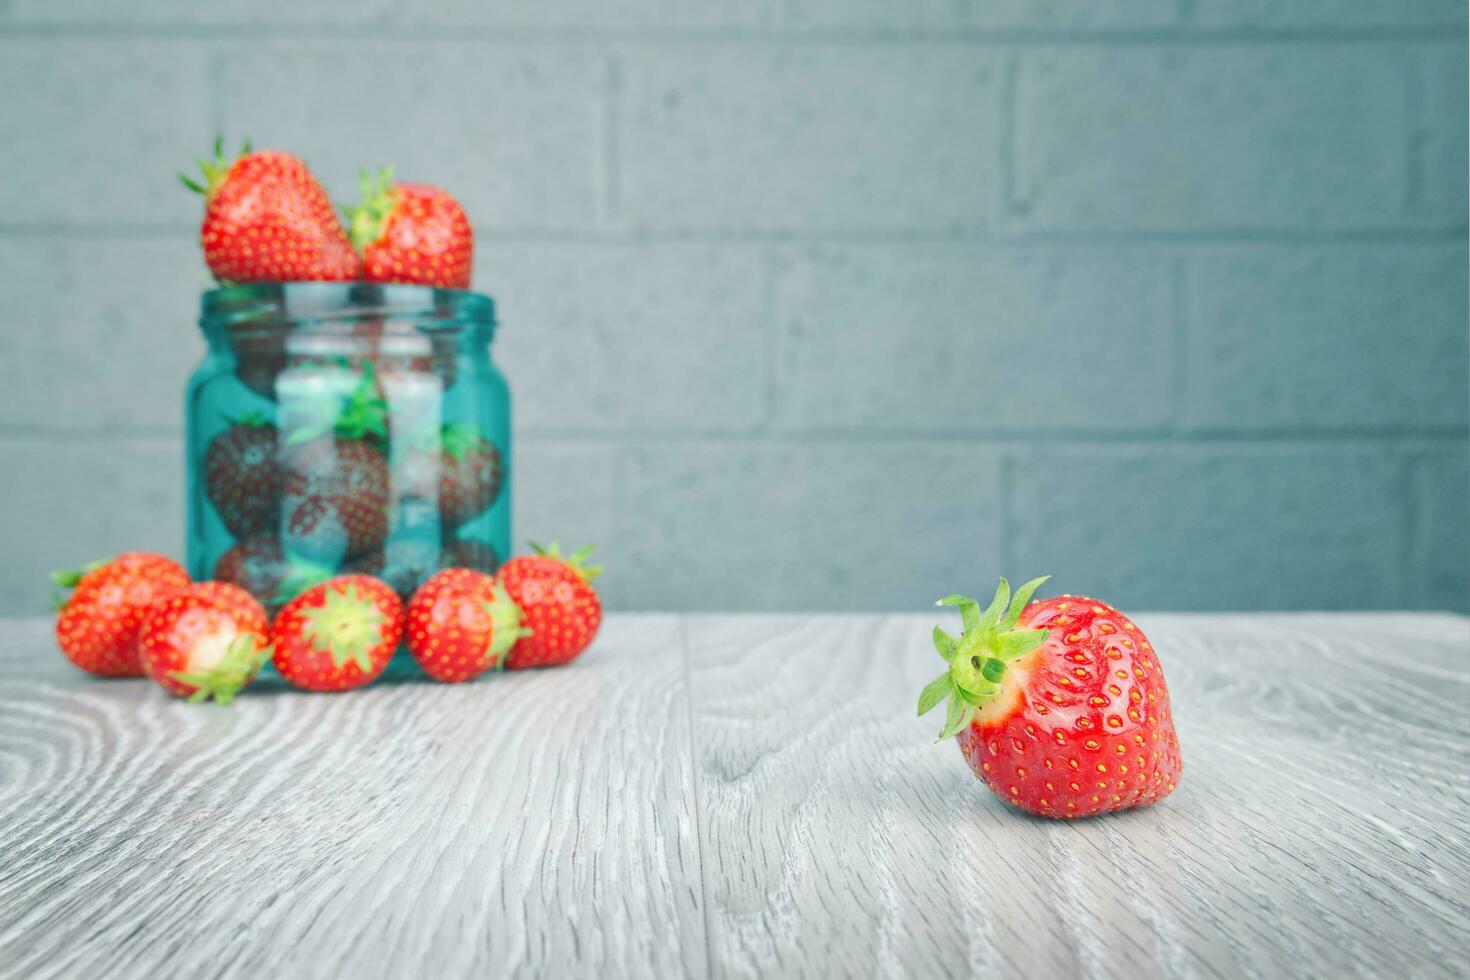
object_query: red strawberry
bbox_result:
[271,575,403,692]
[346,537,500,600]
[405,568,528,683]
[918,577,1182,819]
[443,537,500,576]
[437,423,503,532]
[53,552,191,677]
[138,582,271,703]
[204,413,282,538]
[214,536,336,610]
[183,141,360,283]
[281,439,390,563]
[497,542,602,669]
[346,168,473,289]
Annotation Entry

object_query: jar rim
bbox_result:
[199,281,496,334]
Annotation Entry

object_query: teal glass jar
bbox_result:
[187,283,509,610]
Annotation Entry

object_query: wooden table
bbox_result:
[1,613,1467,979]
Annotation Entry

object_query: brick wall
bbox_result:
[1,1,1465,613]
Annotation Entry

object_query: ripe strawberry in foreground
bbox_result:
[183,140,360,283]
[138,582,271,703]
[54,553,191,677]
[406,568,529,683]
[345,167,473,289]
[497,543,603,670]
[918,577,1182,819]
[272,575,403,692]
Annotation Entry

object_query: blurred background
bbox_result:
[0,1,1466,614]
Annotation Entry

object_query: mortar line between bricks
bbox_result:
[5,429,1467,447]
[0,226,1465,245]
[0,24,1464,44]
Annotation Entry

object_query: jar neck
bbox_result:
[199,282,496,355]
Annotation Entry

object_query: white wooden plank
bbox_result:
[0,616,707,980]
[682,612,1470,980]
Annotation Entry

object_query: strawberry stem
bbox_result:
[344,165,398,252]
[918,575,1052,741]
[171,633,272,705]
[529,541,603,582]
[180,136,249,198]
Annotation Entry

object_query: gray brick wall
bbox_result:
[0,1,1465,614]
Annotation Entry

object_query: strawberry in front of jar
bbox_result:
[918,576,1183,819]
[138,582,272,703]
[53,552,191,677]
[345,167,473,289]
[183,140,361,283]
[271,575,403,692]
[497,543,602,670]
[405,568,529,683]
[204,412,283,539]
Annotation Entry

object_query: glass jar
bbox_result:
[186,283,509,611]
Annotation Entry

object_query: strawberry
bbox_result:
[281,439,390,563]
[214,536,337,610]
[443,537,500,576]
[346,168,473,289]
[346,537,500,600]
[215,537,288,604]
[437,423,503,532]
[497,543,602,669]
[204,413,282,538]
[53,552,191,677]
[405,568,528,683]
[280,362,391,563]
[138,582,271,703]
[271,575,403,692]
[183,140,360,283]
[918,577,1182,820]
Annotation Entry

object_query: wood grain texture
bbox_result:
[0,615,705,979]
[682,612,1470,980]
[1,612,1467,979]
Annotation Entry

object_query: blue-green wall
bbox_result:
[1,1,1465,612]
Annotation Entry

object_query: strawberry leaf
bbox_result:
[1001,576,1051,631]
[916,672,952,716]
[937,692,976,741]
[995,628,1050,662]
[932,626,957,660]
[977,578,1010,631]
[935,594,981,632]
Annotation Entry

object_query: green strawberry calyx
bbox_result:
[219,410,274,429]
[286,359,388,446]
[271,550,338,606]
[344,165,399,252]
[439,421,490,462]
[482,580,533,670]
[49,557,111,609]
[530,541,603,582]
[180,136,252,198]
[170,632,273,706]
[917,576,1052,742]
[302,583,387,673]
